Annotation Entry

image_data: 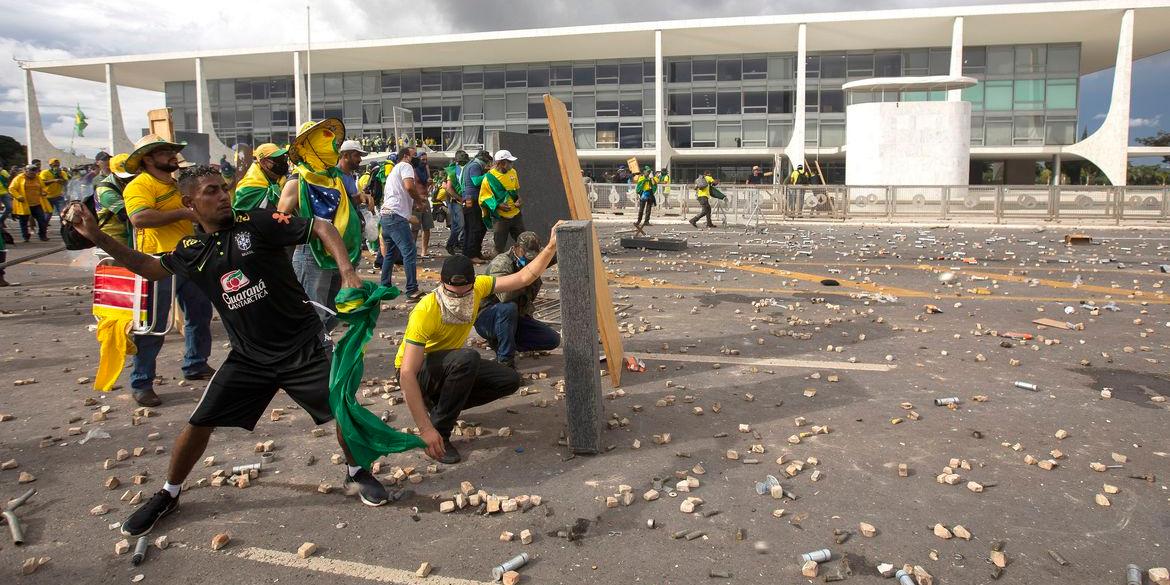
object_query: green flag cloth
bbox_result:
[74,105,88,137]
[330,282,425,469]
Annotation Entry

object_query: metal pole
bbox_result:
[0,245,68,270]
[305,3,312,121]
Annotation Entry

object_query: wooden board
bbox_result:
[147,108,175,141]
[545,94,625,388]
[627,158,640,174]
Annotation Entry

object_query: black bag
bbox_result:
[60,195,107,250]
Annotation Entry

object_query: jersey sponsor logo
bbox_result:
[219,269,251,293]
[180,237,200,248]
[234,231,253,253]
[222,278,268,310]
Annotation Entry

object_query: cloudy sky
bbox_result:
[1,0,1167,158]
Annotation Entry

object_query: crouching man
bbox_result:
[475,231,561,369]
[66,166,414,539]
[396,225,560,464]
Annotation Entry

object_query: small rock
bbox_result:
[801,560,818,578]
[933,524,953,539]
[1095,493,1111,507]
[953,525,971,540]
[115,539,131,555]
[18,471,35,483]
[859,522,877,537]
[211,533,231,550]
[297,542,318,558]
[415,562,432,578]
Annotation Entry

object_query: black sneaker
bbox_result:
[133,389,162,407]
[405,290,426,302]
[183,367,216,381]
[438,438,462,465]
[498,358,516,370]
[345,468,389,507]
[121,490,179,537]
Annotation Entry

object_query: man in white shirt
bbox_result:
[379,146,426,300]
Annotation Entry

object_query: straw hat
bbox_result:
[125,134,186,174]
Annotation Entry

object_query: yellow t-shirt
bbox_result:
[697,174,714,198]
[394,275,496,369]
[478,168,520,219]
[38,169,68,199]
[123,172,193,254]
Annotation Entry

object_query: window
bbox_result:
[484,70,506,90]
[401,71,421,93]
[382,72,401,92]
[573,66,595,86]
[805,89,819,112]
[820,54,845,79]
[767,90,793,114]
[527,68,549,88]
[970,116,984,145]
[644,60,656,82]
[643,123,655,148]
[505,93,526,115]
[551,66,572,86]
[165,83,184,105]
[717,91,741,115]
[743,58,767,80]
[418,71,441,92]
[1013,79,1044,110]
[961,82,984,110]
[903,50,928,75]
[984,80,1012,110]
[767,122,792,147]
[743,119,766,146]
[928,49,951,75]
[271,106,289,126]
[847,53,874,77]
[619,99,641,117]
[442,71,462,92]
[1045,118,1076,145]
[442,105,461,122]
[236,79,253,99]
[820,122,845,147]
[1015,45,1046,74]
[668,124,691,148]
[363,73,379,97]
[484,97,505,119]
[596,93,619,117]
[804,55,820,78]
[875,53,901,77]
[420,105,441,122]
[692,60,716,81]
[574,94,596,117]
[619,124,642,148]
[669,60,691,83]
[252,80,268,100]
[962,47,986,74]
[717,123,740,147]
[987,47,1014,75]
[462,70,484,89]
[364,102,381,124]
[743,91,767,113]
[1045,79,1076,110]
[768,56,794,79]
[717,59,742,82]
[574,125,595,149]
[343,73,362,95]
[668,93,691,115]
[692,120,716,147]
[985,118,1012,145]
[819,89,844,114]
[463,125,484,147]
[643,88,655,116]
[463,94,483,117]
[619,62,642,85]
[505,70,526,88]
[528,101,546,119]
[1013,115,1044,143]
[596,122,618,148]
[380,97,399,121]
[1047,45,1079,74]
[343,100,361,122]
[692,91,716,114]
[595,64,618,85]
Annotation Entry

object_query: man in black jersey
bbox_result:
[66,166,408,538]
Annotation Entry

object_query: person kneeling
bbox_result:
[475,231,560,369]
[395,226,560,465]
[66,166,403,540]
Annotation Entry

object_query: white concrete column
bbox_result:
[194,57,234,163]
[22,68,87,165]
[1063,9,1133,186]
[948,17,964,101]
[785,23,807,171]
[293,51,306,129]
[653,29,670,172]
[1053,153,1062,185]
[105,64,136,155]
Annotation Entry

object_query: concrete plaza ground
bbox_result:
[1,219,1168,584]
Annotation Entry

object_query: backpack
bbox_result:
[60,195,112,250]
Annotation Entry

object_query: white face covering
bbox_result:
[435,286,475,325]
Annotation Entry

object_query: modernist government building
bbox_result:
[20,0,1170,186]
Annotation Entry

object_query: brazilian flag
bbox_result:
[297,165,362,270]
[74,105,88,137]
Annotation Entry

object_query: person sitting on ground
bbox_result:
[474,231,561,369]
[395,229,560,464]
[65,165,405,538]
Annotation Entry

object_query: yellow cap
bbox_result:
[253,143,289,159]
[110,153,135,178]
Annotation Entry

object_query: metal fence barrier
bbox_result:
[582,183,1170,225]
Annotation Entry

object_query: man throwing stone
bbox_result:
[475,231,561,369]
[66,166,403,539]
[396,226,560,464]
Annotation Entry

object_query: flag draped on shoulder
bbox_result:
[290,119,361,269]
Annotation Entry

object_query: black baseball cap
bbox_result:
[440,255,476,286]
[94,151,111,162]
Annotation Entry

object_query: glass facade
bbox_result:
[164,43,1080,153]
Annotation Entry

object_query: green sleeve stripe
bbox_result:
[404,338,425,347]
[304,216,314,244]
[489,275,496,295]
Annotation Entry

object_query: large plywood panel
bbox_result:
[494,131,572,240]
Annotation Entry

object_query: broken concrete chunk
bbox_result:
[297,542,317,559]
[1103,484,1120,494]
[952,525,972,540]
[1094,493,1111,507]
[502,570,521,585]
[115,539,131,555]
[416,562,432,577]
[18,471,35,483]
[859,522,876,537]
[520,529,533,544]
[933,524,953,539]
[801,560,819,578]
[1148,567,1169,585]
[211,533,231,550]
[990,550,1007,568]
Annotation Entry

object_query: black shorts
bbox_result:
[189,339,334,430]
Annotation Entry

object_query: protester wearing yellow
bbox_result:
[232,143,289,212]
[9,166,50,242]
[39,158,70,218]
[478,149,525,254]
[94,153,136,246]
[122,133,215,407]
[94,316,136,391]
[689,171,718,229]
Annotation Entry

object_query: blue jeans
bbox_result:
[48,196,66,218]
[292,244,340,340]
[131,275,213,393]
[16,206,49,241]
[474,301,561,363]
[379,213,417,294]
[445,199,463,251]
[0,194,11,225]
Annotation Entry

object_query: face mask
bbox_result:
[516,256,528,268]
[435,286,476,325]
[269,160,289,176]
